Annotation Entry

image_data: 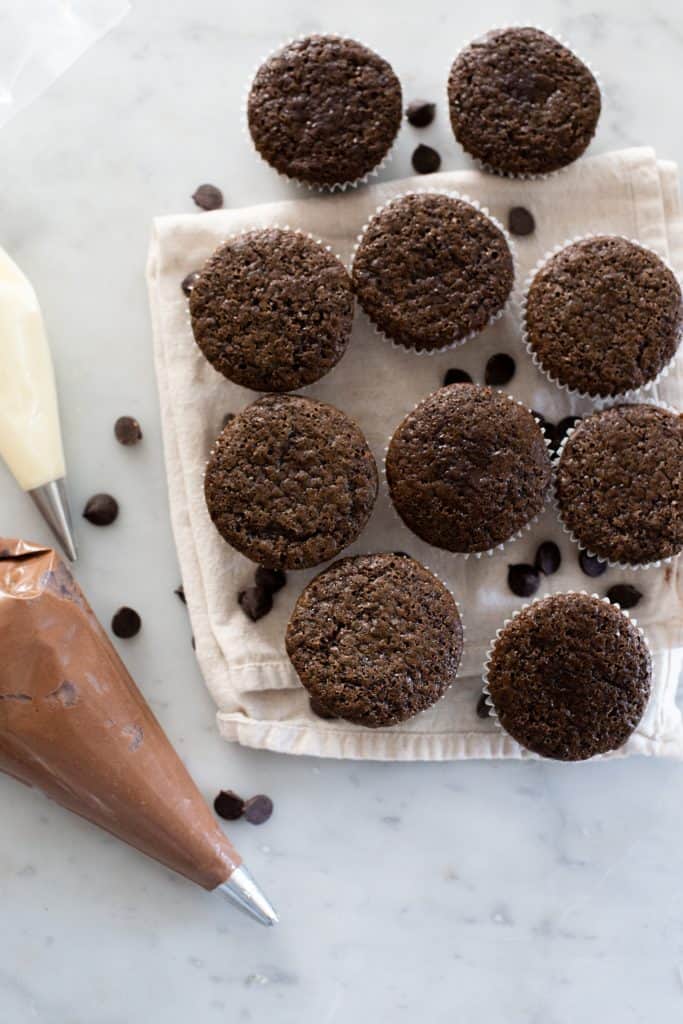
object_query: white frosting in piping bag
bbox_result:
[0,246,66,490]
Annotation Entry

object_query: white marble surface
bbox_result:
[1,1,683,1021]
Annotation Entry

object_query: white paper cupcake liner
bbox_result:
[446,24,604,182]
[518,233,683,402]
[481,590,653,761]
[182,223,354,396]
[552,398,682,572]
[295,549,467,724]
[382,388,554,559]
[241,34,400,193]
[350,188,519,356]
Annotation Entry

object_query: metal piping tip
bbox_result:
[218,864,279,926]
[28,478,78,562]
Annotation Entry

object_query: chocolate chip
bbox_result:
[244,794,273,825]
[254,566,286,593]
[83,493,119,526]
[114,416,142,446]
[412,144,441,174]
[238,586,273,621]
[507,564,541,598]
[192,183,223,211]
[191,635,196,651]
[310,698,338,720]
[578,550,608,577]
[174,585,186,605]
[181,271,200,296]
[111,606,141,639]
[443,367,473,386]
[484,353,516,386]
[508,206,535,236]
[606,583,642,610]
[393,550,410,557]
[406,100,436,127]
[221,412,235,430]
[214,790,245,821]
[476,693,490,719]
[534,541,561,576]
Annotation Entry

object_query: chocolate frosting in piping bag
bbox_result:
[0,538,240,890]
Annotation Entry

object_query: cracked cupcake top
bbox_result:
[286,553,463,727]
[190,229,354,393]
[386,385,552,553]
[525,236,682,397]
[247,34,402,187]
[556,403,683,565]
[486,593,651,760]
[204,395,378,570]
[352,192,514,351]
[448,27,601,176]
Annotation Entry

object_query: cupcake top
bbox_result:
[525,236,682,397]
[285,553,463,727]
[247,35,402,188]
[556,404,683,566]
[386,384,552,553]
[486,593,651,760]
[190,229,354,392]
[205,395,378,569]
[447,27,601,176]
[352,192,514,352]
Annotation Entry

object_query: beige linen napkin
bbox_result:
[147,146,683,761]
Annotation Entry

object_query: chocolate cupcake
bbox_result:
[190,229,354,392]
[352,192,514,352]
[286,553,463,727]
[247,35,402,189]
[556,404,683,566]
[205,395,378,569]
[524,237,682,397]
[386,385,552,553]
[448,27,601,176]
[485,593,651,760]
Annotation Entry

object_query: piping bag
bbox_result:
[0,538,277,925]
[0,247,77,561]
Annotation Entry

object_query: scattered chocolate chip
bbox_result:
[244,794,273,825]
[114,416,142,446]
[254,567,286,594]
[406,100,436,127]
[181,271,200,296]
[485,353,516,386]
[174,585,186,605]
[238,586,273,621]
[508,206,535,236]
[83,493,119,526]
[476,693,490,719]
[310,698,338,720]
[443,367,473,386]
[534,541,561,576]
[507,564,541,598]
[578,550,608,577]
[214,790,245,821]
[111,606,141,639]
[192,183,223,211]
[412,144,441,174]
[221,412,235,430]
[606,583,642,610]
